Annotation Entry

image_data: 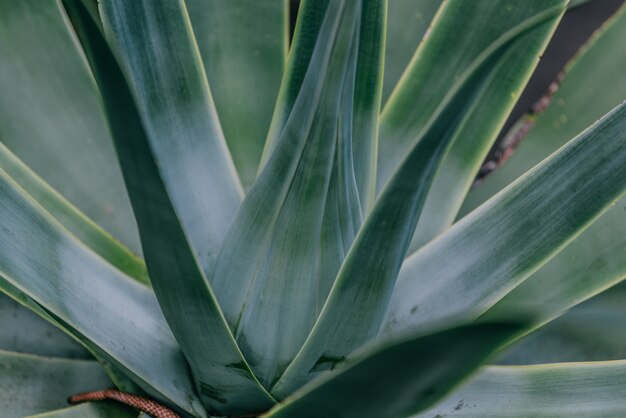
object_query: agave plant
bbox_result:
[2,0,626,416]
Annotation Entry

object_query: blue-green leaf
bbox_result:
[383,99,626,341]
[213,0,385,388]
[379,0,566,253]
[264,323,520,418]
[0,0,139,253]
[62,1,273,414]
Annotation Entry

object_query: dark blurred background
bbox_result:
[288,0,625,163]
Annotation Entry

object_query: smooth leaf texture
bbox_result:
[186,0,288,188]
[100,0,243,276]
[0,0,140,253]
[379,0,567,253]
[264,323,520,418]
[28,403,137,418]
[383,99,626,341]
[0,350,111,418]
[260,0,381,211]
[460,3,626,330]
[0,293,88,359]
[64,1,273,414]
[0,142,147,283]
[382,0,441,103]
[213,0,384,388]
[272,4,559,397]
[418,361,626,417]
[0,165,204,414]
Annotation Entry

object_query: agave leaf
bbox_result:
[62,1,273,414]
[260,0,381,211]
[499,283,626,365]
[382,0,441,103]
[459,4,626,329]
[212,0,384,387]
[0,168,205,414]
[0,0,139,253]
[99,0,243,276]
[417,361,626,417]
[272,5,563,397]
[383,98,626,341]
[379,0,567,252]
[263,323,520,418]
[0,142,147,283]
[186,0,288,188]
[0,293,88,359]
[0,350,112,418]
[27,403,137,418]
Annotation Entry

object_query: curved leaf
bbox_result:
[383,99,626,341]
[186,0,288,187]
[418,361,626,417]
[264,323,520,418]
[273,5,563,397]
[0,142,147,283]
[0,350,112,418]
[63,1,273,414]
[0,0,139,253]
[0,167,205,415]
[459,4,626,330]
[379,0,567,252]
[213,0,384,388]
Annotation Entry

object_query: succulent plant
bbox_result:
[2,0,626,417]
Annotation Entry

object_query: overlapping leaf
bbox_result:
[383,99,626,341]
[212,0,384,388]
[379,0,567,253]
[0,165,205,414]
[272,2,565,397]
[64,0,273,414]
[0,142,147,283]
[264,323,520,418]
[0,0,139,253]
[460,4,626,333]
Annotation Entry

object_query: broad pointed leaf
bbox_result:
[0,0,139,253]
[0,167,205,415]
[272,6,557,396]
[0,142,147,283]
[62,1,273,414]
[418,361,626,417]
[459,4,626,330]
[379,0,567,252]
[383,99,626,340]
[186,0,288,188]
[264,323,520,418]
[0,350,112,418]
[213,0,384,388]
